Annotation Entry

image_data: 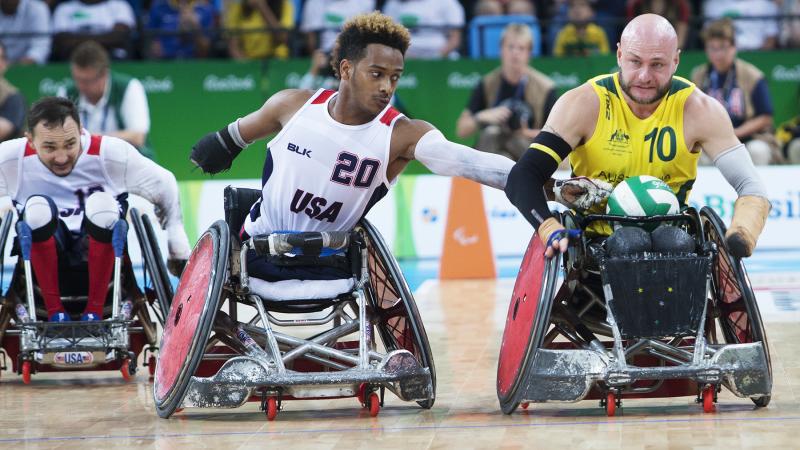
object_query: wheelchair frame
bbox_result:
[497,207,772,416]
[153,187,435,421]
[0,208,173,382]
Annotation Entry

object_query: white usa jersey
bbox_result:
[244,89,403,237]
[13,130,123,233]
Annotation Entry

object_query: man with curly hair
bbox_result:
[189,12,515,281]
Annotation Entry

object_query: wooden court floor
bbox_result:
[1,278,799,449]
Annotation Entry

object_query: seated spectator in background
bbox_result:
[300,0,374,54]
[626,0,690,49]
[553,0,609,57]
[704,0,778,50]
[0,42,26,141]
[383,0,465,59]
[298,49,337,90]
[456,23,556,161]
[776,96,800,164]
[780,0,800,48]
[473,0,535,16]
[57,41,154,158]
[0,0,51,65]
[225,0,293,60]
[52,0,136,60]
[691,19,779,166]
[147,0,215,59]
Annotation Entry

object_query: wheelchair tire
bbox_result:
[700,207,772,407]
[496,233,561,415]
[360,219,436,409]
[0,210,13,271]
[130,208,174,325]
[153,221,230,418]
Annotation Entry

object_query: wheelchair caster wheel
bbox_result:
[121,360,132,381]
[520,402,529,410]
[357,383,368,406]
[265,397,278,421]
[605,392,617,417]
[367,392,380,417]
[22,361,31,384]
[702,386,715,413]
[148,356,156,377]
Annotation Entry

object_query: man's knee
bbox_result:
[23,195,58,241]
[745,139,773,165]
[84,192,120,242]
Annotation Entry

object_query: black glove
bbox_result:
[190,126,245,174]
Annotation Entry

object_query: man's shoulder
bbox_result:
[0,138,26,163]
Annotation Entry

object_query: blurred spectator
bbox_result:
[0,42,26,141]
[225,0,293,60]
[704,0,779,50]
[456,23,556,160]
[626,0,691,49]
[779,0,800,48]
[146,0,215,59]
[473,0,535,16]
[0,0,51,65]
[691,19,779,165]
[776,92,800,164]
[56,41,154,158]
[298,49,337,90]
[383,0,465,59]
[300,0,374,54]
[553,0,609,57]
[52,0,136,60]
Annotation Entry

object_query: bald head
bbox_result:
[620,14,678,53]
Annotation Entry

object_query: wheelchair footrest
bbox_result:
[182,350,433,408]
[518,342,770,403]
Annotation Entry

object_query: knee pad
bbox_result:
[23,195,58,241]
[84,191,120,242]
[745,140,772,165]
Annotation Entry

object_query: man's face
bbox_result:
[27,117,83,177]
[617,38,678,105]
[71,64,108,103]
[343,43,404,116]
[500,35,531,73]
[705,37,736,73]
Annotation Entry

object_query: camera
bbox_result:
[498,98,533,131]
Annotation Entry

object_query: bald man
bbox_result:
[505,13,770,258]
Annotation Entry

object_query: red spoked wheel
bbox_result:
[605,392,617,417]
[121,360,132,381]
[265,397,278,421]
[22,361,31,384]
[368,392,380,417]
[702,385,716,413]
[520,402,529,410]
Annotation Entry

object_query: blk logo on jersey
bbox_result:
[290,189,343,222]
[288,142,312,158]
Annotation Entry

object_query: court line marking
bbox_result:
[2,415,799,443]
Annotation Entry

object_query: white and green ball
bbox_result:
[606,175,679,230]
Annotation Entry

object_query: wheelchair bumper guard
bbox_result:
[519,342,770,403]
[19,320,131,368]
[181,349,433,408]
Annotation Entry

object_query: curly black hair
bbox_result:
[330,12,411,79]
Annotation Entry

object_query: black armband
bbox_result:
[190,124,246,174]
[505,131,573,227]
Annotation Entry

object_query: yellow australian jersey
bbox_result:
[570,73,698,235]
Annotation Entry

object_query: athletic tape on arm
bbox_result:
[712,143,768,198]
[414,129,514,190]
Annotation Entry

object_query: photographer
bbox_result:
[456,23,557,161]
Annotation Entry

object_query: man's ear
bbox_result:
[24,131,33,147]
[340,59,352,80]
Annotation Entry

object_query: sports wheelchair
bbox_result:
[153,187,435,420]
[0,208,173,383]
[497,207,771,416]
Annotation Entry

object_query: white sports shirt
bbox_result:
[0,130,183,236]
[243,89,402,237]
